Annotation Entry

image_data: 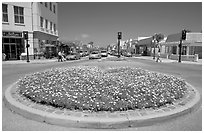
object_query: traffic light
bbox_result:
[182,29,186,40]
[118,32,122,39]
[23,31,28,40]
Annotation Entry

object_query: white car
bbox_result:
[89,51,101,59]
[101,50,108,57]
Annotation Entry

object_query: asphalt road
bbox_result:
[2,57,202,131]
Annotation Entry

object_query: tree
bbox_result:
[154,33,164,43]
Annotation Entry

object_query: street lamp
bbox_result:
[23,31,30,62]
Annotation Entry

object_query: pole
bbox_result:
[178,39,182,63]
[26,40,30,62]
[153,39,156,59]
[118,39,120,58]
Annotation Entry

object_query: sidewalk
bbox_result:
[2,58,58,65]
[134,56,202,65]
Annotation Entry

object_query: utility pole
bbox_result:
[118,32,122,58]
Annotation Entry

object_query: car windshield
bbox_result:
[101,50,107,53]
[70,53,76,55]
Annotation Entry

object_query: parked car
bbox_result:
[66,53,81,60]
[84,51,89,56]
[125,52,132,57]
[89,51,101,59]
[101,50,108,57]
[79,50,84,57]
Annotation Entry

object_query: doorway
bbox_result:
[3,43,18,60]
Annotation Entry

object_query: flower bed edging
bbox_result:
[4,80,200,129]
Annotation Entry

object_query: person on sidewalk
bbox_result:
[156,48,162,62]
[58,51,63,62]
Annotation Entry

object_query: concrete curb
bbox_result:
[4,81,201,129]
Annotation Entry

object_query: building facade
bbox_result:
[163,32,202,60]
[2,2,58,60]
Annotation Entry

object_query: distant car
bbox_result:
[84,51,89,56]
[66,53,81,60]
[79,51,84,57]
[126,52,132,57]
[101,50,108,57]
[89,51,101,59]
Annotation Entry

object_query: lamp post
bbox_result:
[23,31,30,62]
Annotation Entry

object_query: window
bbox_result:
[172,46,177,54]
[50,21,52,31]
[14,6,24,24]
[40,16,43,27]
[45,19,48,29]
[53,5,56,13]
[50,2,52,11]
[182,46,187,55]
[2,4,8,22]
[45,2,47,7]
[54,23,56,32]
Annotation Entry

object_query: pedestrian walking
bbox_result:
[62,51,66,61]
[58,51,63,62]
[156,48,162,62]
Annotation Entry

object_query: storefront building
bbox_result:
[2,2,58,60]
[162,32,202,61]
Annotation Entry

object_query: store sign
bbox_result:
[3,32,22,38]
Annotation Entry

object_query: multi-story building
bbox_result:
[2,2,58,60]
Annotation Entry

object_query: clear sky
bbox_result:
[58,2,202,47]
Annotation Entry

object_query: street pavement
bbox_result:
[2,56,202,131]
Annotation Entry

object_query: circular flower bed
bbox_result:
[17,66,187,112]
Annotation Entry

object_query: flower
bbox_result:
[17,66,187,112]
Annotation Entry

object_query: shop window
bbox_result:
[11,38,15,43]
[14,6,24,24]
[182,46,187,55]
[172,46,177,54]
[189,46,195,55]
[3,38,9,43]
[2,4,8,22]
[40,16,44,28]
